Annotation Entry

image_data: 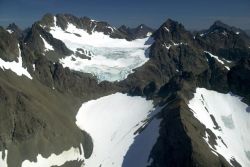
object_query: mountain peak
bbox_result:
[210,20,232,31]
[209,20,244,35]
[6,22,22,38]
[164,19,184,29]
[7,23,20,31]
[157,18,186,35]
[39,13,55,28]
[153,18,192,43]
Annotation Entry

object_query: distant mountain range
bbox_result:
[0,13,250,167]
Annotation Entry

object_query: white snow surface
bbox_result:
[188,88,250,167]
[122,106,162,167]
[200,33,205,37]
[6,29,13,34]
[48,17,153,82]
[0,44,32,79]
[0,150,8,167]
[40,35,54,52]
[21,145,84,167]
[164,27,170,32]
[204,51,230,70]
[162,41,187,50]
[76,93,159,167]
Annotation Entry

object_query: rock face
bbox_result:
[0,14,250,167]
[118,24,154,40]
[194,21,250,61]
[23,23,73,62]
[39,13,127,39]
[0,27,19,61]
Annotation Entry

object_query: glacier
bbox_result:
[49,17,153,82]
[188,88,250,167]
[76,93,161,167]
[18,93,161,167]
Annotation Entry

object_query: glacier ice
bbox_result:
[49,17,153,82]
[75,93,160,167]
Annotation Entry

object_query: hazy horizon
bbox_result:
[0,0,250,30]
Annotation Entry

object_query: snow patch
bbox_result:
[0,150,8,167]
[200,33,205,37]
[32,64,36,71]
[188,88,250,167]
[6,29,13,34]
[76,93,158,167]
[162,41,187,50]
[162,43,171,50]
[107,26,115,33]
[204,51,230,70]
[236,31,240,35]
[146,32,152,37]
[222,31,227,36]
[49,17,153,82]
[21,145,84,167]
[0,44,32,79]
[164,27,170,32]
[40,35,54,52]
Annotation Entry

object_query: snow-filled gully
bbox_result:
[0,44,32,79]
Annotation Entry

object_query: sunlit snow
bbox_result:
[40,35,54,52]
[76,93,160,167]
[21,145,84,167]
[0,150,8,167]
[122,106,162,167]
[164,27,170,32]
[204,51,230,70]
[0,44,32,79]
[6,29,13,34]
[188,88,250,167]
[48,17,154,82]
[162,41,187,50]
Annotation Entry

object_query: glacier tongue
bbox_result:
[188,88,250,167]
[49,17,153,82]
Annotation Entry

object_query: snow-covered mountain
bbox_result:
[0,13,250,167]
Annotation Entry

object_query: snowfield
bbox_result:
[49,17,154,82]
[0,44,32,79]
[76,93,161,167]
[188,88,250,167]
[17,93,161,167]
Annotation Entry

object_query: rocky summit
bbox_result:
[0,13,250,167]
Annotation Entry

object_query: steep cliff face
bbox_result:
[0,14,250,167]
